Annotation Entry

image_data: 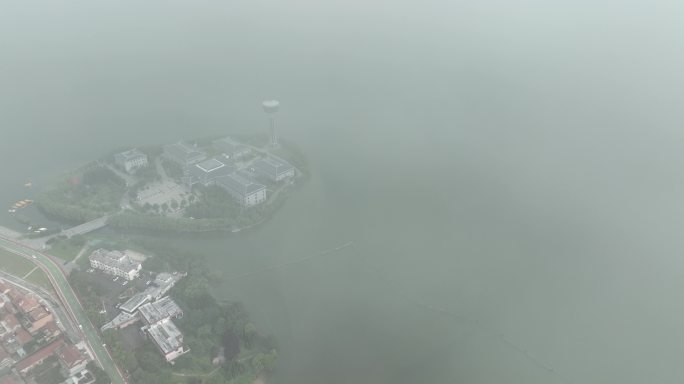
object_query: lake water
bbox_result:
[3,1,684,383]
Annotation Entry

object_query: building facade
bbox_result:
[253,156,295,182]
[216,174,267,207]
[88,249,142,280]
[114,149,148,173]
[163,142,207,166]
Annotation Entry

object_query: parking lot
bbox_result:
[83,268,155,320]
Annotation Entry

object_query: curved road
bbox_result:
[0,236,125,384]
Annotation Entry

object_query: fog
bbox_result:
[2,1,684,383]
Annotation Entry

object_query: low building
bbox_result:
[56,343,89,377]
[216,174,267,207]
[25,306,53,335]
[114,149,148,173]
[39,321,61,342]
[188,158,235,186]
[253,156,295,182]
[138,297,183,326]
[212,138,251,159]
[118,291,152,314]
[144,319,186,363]
[0,314,20,337]
[101,311,139,331]
[89,249,142,281]
[0,345,14,371]
[163,142,206,166]
[15,338,65,376]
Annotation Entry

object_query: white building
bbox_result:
[188,158,235,186]
[88,249,142,280]
[216,174,267,207]
[253,156,295,182]
[144,319,186,362]
[114,149,148,173]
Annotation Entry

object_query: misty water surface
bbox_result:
[2,1,684,383]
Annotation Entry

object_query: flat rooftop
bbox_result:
[196,158,225,172]
[119,291,151,314]
[89,249,141,273]
[138,297,182,325]
[148,319,183,354]
[216,174,265,197]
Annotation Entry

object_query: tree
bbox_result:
[87,361,111,384]
[243,323,257,349]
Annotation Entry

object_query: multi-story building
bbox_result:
[253,156,295,182]
[212,138,251,159]
[88,249,141,280]
[216,173,267,207]
[114,149,148,173]
[188,158,235,187]
[163,142,207,166]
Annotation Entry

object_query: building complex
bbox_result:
[88,249,142,281]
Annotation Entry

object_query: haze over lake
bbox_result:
[2,1,684,383]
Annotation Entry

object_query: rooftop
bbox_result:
[216,174,266,197]
[164,142,206,163]
[119,291,152,314]
[56,344,87,368]
[138,297,182,325]
[15,328,32,344]
[196,158,225,173]
[253,156,294,178]
[115,149,146,161]
[147,319,183,355]
[2,314,20,329]
[101,311,139,331]
[15,338,64,372]
[89,249,141,273]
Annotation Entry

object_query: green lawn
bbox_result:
[49,241,84,262]
[25,268,53,290]
[0,247,35,276]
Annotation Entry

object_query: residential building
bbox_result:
[188,158,235,186]
[163,142,206,166]
[144,319,186,363]
[56,343,89,377]
[0,345,14,371]
[24,306,53,334]
[15,338,65,376]
[88,249,141,280]
[114,149,148,173]
[253,156,295,182]
[0,314,20,337]
[216,174,267,207]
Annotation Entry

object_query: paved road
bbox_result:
[0,236,125,384]
[0,270,79,342]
